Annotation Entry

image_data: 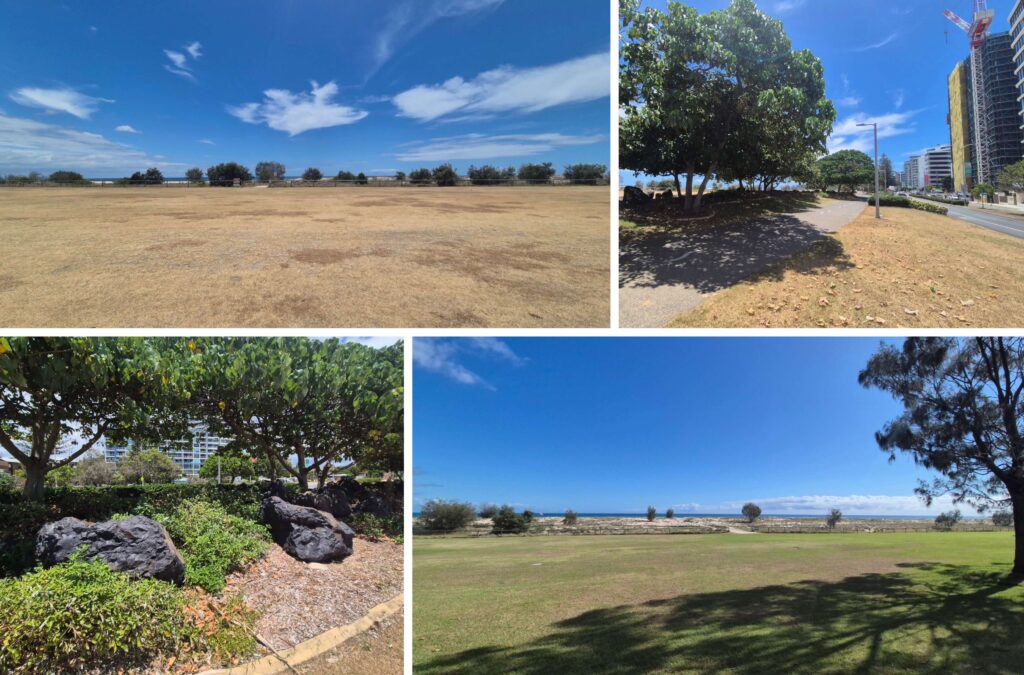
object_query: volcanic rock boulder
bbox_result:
[622,185,650,207]
[259,496,354,563]
[35,515,185,585]
[292,483,353,520]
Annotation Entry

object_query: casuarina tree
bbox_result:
[859,337,1024,575]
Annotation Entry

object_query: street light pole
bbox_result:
[857,122,881,219]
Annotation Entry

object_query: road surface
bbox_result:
[944,204,1024,240]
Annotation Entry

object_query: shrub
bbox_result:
[336,170,356,181]
[185,167,205,184]
[646,506,656,521]
[302,167,323,182]
[0,557,196,673]
[254,161,285,182]
[477,503,498,519]
[666,508,675,519]
[73,455,120,486]
[563,509,579,525]
[564,163,607,185]
[356,172,368,184]
[0,472,13,491]
[409,168,433,185]
[491,505,531,535]
[394,171,407,182]
[916,193,967,206]
[867,193,948,215]
[127,167,164,184]
[432,163,458,186]
[118,448,182,484]
[207,162,253,186]
[992,510,1014,527]
[47,170,87,184]
[348,512,402,540]
[826,509,842,529]
[419,499,475,532]
[467,164,502,185]
[742,502,762,523]
[518,162,555,184]
[934,509,962,531]
[159,500,268,594]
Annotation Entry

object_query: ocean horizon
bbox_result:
[413,512,988,520]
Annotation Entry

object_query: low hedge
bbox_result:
[868,194,948,215]
[916,193,968,206]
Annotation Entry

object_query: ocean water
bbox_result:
[413,512,986,520]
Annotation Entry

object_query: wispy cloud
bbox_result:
[837,96,862,107]
[891,88,905,109]
[773,0,807,14]
[370,0,504,76]
[853,32,899,52]
[163,41,202,82]
[227,81,368,136]
[827,110,919,153]
[114,124,140,134]
[413,337,525,389]
[395,132,602,161]
[721,494,978,516]
[393,53,608,122]
[9,87,113,119]
[0,113,182,173]
[198,138,215,145]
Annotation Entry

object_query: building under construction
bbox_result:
[946,3,1024,191]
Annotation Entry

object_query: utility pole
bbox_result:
[857,122,881,219]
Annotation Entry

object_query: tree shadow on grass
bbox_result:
[416,563,1024,675]
[619,213,854,291]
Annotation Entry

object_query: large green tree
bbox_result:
[255,161,286,182]
[997,160,1024,196]
[859,338,1024,576]
[187,338,403,490]
[118,448,181,484]
[198,451,256,484]
[620,0,834,210]
[0,337,188,501]
[815,150,873,193]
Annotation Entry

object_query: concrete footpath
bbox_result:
[619,199,866,328]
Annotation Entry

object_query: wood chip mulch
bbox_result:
[224,538,404,652]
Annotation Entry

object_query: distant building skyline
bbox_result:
[105,422,232,478]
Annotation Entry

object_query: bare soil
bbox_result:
[0,186,609,327]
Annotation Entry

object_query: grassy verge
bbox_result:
[620,191,826,235]
[413,532,1024,674]
[671,205,1024,327]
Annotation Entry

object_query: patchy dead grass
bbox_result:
[671,205,1024,328]
[0,186,609,327]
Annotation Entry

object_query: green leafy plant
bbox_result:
[934,510,962,531]
[826,509,843,529]
[867,193,948,215]
[647,506,657,522]
[477,503,498,519]
[0,557,197,673]
[666,508,675,519]
[160,500,269,594]
[563,509,579,525]
[993,511,1014,528]
[419,499,475,532]
[491,505,532,535]
[742,502,762,523]
[348,512,402,540]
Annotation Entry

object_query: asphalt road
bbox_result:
[944,204,1024,240]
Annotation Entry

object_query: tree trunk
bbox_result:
[1013,493,1024,577]
[673,173,682,198]
[22,462,47,502]
[296,469,309,492]
[683,171,695,212]
[693,171,713,211]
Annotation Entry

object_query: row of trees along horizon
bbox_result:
[621,0,1024,211]
[0,337,404,501]
[0,161,609,186]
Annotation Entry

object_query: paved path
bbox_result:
[619,199,866,327]
[944,204,1024,240]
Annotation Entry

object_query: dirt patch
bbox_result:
[227,541,403,652]
[145,238,207,252]
[291,247,393,265]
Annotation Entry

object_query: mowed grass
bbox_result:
[413,533,1024,674]
[670,205,1024,328]
[0,186,609,327]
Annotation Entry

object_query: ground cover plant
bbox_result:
[0,187,609,327]
[413,532,1024,674]
[867,193,948,215]
[670,204,1024,328]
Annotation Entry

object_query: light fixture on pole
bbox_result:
[857,121,881,219]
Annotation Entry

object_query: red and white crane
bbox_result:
[944,1,996,184]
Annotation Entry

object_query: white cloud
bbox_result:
[827,110,919,153]
[395,132,602,161]
[773,0,807,13]
[0,113,183,173]
[837,96,861,107]
[853,32,899,52]
[185,41,202,59]
[163,43,202,82]
[892,88,905,109]
[371,0,504,75]
[164,49,187,69]
[9,87,113,119]
[89,25,97,33]
[198,138,215,145]
[721,494,980,516]
[114,124,140,134]
[393,53,608,122]
[227,81,368,136]
[413,337,524,389]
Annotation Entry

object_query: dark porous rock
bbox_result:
[259,496,354,563]
[656,190,674,201]
[356,492,394,517]
[622,185,651,206]
[35,516,185,585]
[293,484,353,520]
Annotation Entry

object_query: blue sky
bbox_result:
[413,337,980,516]
[0,1,610,177]
[621,0,1014,183]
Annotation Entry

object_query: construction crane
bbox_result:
[944,1,996,184]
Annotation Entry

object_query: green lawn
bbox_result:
[413,533,1024,674]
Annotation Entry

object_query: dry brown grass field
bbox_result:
[671,204,1024,328]
[0,186,609,327]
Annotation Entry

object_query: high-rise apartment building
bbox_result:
[105,423,232,477]
[916,145,953,189]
